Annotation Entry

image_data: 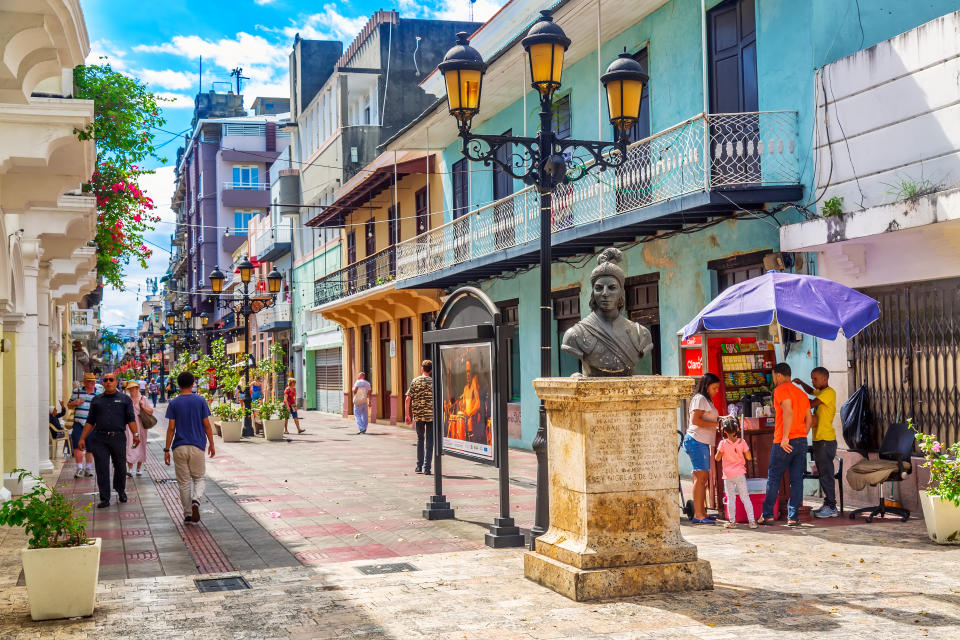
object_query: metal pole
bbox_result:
[158,335,166,402]
[242,282,253,437]
[530,92,554,550]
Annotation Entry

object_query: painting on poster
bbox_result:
[439,342,494,462]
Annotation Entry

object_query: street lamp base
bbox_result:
[485,517,526,548]
[422,495,455,520]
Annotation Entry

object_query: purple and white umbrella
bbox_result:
[681,271,880,341]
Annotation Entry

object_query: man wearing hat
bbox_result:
[77,372,140,508]
[68,373,99,478]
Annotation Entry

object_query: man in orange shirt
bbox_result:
[758,362,814,526]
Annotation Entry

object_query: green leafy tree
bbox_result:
[73,63,167,289]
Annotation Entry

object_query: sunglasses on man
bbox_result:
[103,377,117,382]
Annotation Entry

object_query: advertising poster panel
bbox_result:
[439,342,494,461]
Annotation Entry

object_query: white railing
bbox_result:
[222,182,270,191]
[252,221,293,257]
[70,308,96,335]
[396,111,798,282]
[256,303,292,328]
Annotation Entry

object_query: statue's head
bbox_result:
[588,248,626,312]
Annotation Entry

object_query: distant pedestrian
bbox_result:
[251,378,263,404]
[77,372,140,508]
[405,360,434,475]
[352,372,372,435]
[124,380,153,477]
[166,378,177,399]
[68,373,98,478]
[283,378,305,434]
[147,378,160,406]
[163,371,215,524]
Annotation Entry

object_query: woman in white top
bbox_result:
[683,372,721,523]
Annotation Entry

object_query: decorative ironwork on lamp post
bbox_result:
[439,10,647,550]
[208,258,283,437]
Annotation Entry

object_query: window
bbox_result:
[552,95,571,142]
[492,129,514,200]
[347,230,356,264]
[387,205,398,246]
[415,188,429,235]
[553,289,581,377]
[364,106,371,125]
[628,49,651,142]
[452,159,469,219]
[708,250,769,295]
[499,301,521,402]
[232,166,260,190]
[233,211,254,235]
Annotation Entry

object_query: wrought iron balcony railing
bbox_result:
[395,111,799,283]
[314,245,396,307]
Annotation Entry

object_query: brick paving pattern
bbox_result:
[0,409,958,638]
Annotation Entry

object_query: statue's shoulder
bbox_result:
[561,318,596,355]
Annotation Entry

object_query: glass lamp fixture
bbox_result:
[601,51,648,134]
[183,304,192,321]
[521,11,571,98]
[439,32,487,127]
[237,257,254,284]
[208,266,225,293]
[200,312,209,328]
[267,267,283,294]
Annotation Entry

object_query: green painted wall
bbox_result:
[293,242,341,411]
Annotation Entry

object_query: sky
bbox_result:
[82,0,507,328]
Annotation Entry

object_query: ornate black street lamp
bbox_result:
[208,259,283,437]
[440,10,647,549]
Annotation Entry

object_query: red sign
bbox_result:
[684,348,704,376]
[681,335,702,347]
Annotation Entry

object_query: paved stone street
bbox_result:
[1,408,959,639]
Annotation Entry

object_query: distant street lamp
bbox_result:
[209,259,283,437]
[440,10,647,549]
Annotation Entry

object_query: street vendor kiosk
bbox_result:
[678,330,789,519]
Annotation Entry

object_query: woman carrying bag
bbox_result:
[125,380,155,477]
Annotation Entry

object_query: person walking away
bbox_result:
[166,378,177,399]
[251,378,263,404]
[77,373,139,508]
[283,378,305,434]
[68,373,99,478]
[352,372,372,435]
[683,372,722,524]
[405,360,434,475]
[147,378,160,406]
[758,363,814,526]
[163,372,215,524]
[794,367,839,518]
[49,401,67,455]
[124,380,153,477]
[715,420,756,529]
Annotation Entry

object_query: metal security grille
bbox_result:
[851,278,960,446]
[195,576,250,592]
[314,347,343,414]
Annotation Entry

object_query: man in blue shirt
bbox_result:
[163,371,215,524]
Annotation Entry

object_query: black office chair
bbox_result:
[803,449,844,514]
[847,422,914,523]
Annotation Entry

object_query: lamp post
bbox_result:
[208,258,283,437]
[439,10,647,549]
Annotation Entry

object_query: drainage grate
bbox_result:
[194,576,251,592]
[355,562,419,575]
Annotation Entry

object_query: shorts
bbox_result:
[683,434,712,472]
[70,425,84,450]
[289,410,299,419]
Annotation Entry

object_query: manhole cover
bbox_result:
[355,562,419,575]
[194,576,251,592]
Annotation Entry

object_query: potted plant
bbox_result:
[213,403,245,442]
[0,469,100,620]
[913,423,960,544]
[257,398,286,441]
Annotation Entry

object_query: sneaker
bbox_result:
[813,505,839,519]
[84,470,94,478]
[415,468,422,474]
[191,500,201,523]
[74,468,83,478]
[136,470,143,477]
[126,471,133,478]
[723,521,737,529]
[749,521,758,529]
[184,516,193,524]
[423,469,432,475]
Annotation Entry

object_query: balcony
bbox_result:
[221,182,270,208]
[395,112,802,289]
[314,246,396,307]
[253,221,293,261]
[70,308,96,337]
[256,303,292,332]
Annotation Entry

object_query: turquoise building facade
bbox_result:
[387,0,959,451]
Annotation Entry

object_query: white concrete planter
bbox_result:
[919,490,960,544]
[21,538,101,620]
[219,420,243,442]
[263,419,285,441]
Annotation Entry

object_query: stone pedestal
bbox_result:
[524,377,713,601]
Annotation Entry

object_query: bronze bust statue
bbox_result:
[560,248,654,376]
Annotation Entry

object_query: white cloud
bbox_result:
[254,0,278,4]
[283,5,368,42]
[86,39,128,68]
[99,166,177,328]
[134,32,287,71]
[137,68,195,90]
[156,92,195,109]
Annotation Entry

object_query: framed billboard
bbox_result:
[439,342,494,462]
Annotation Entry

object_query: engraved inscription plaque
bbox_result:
[584,411,678,492]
